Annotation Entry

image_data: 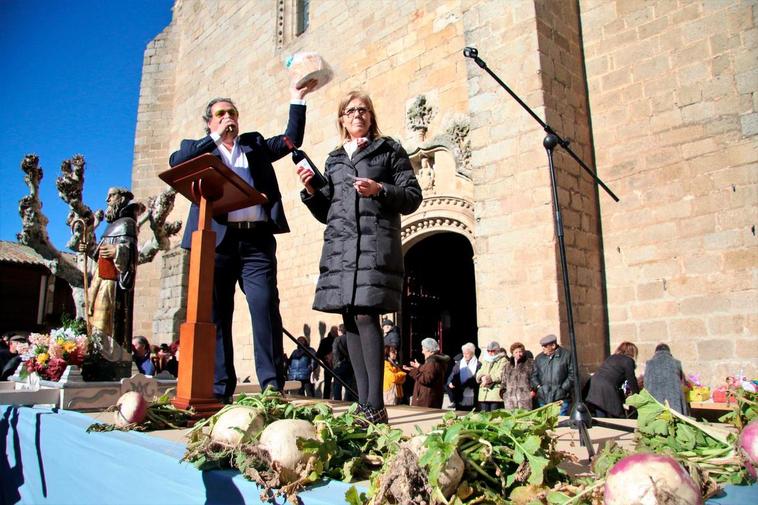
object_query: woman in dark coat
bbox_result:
[446,342,480,410]
[586,341,640,418]
[405,338,450,408]
[299,90,422,423]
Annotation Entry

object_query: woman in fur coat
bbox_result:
[501,342,534,410]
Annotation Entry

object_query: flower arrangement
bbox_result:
[22,320,89,382]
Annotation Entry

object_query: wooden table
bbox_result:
[689,401,734,421]
[689,401,733,411]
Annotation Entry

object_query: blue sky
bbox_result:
[0,0,174,251]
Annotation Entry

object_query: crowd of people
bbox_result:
[280,326,693,423]
[130,335,179,378]
[0,329,182,381]
[0,323,692,424]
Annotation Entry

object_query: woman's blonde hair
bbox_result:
[336,90,382,143]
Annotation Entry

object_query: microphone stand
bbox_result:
[282,325,358,400]
[463,47,631,459]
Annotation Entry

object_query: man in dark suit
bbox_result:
[169,80,315,400]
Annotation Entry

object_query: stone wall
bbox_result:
[151,247,188,342]
[129,0,757,387]
[461,0,607,372]
[131,19,180,339]
[580,0,757,380]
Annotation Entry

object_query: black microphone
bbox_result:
[463,46,486,68]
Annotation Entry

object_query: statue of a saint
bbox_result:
[86,187,144,378]
[418,156,435,191]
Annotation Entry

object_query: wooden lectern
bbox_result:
[159,153,267,418]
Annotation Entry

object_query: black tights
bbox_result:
[342,313,384,409]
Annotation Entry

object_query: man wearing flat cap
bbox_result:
[530,334,574,415]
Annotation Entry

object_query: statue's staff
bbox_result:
[71,218,92,336]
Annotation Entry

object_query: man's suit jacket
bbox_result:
[169,104,306,249]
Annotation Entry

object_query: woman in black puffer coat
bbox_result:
[298,90,422,423]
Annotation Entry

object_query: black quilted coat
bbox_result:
[301,137,422,313]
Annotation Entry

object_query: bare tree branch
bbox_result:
[56,154,100,255]
[138,187,182,264]
[17,154,87,317]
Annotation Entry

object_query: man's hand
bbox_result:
[99,244,116,258]
[290,78,318,100]
[213,115,237,140]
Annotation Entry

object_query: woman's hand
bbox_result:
[297,166,315,195]
[353,177,382,198]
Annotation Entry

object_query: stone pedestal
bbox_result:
[8,365,177,411]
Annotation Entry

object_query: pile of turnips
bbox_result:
[182,391,400,503]
[92,388,758,504]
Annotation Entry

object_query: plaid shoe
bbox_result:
[356,403,389,425]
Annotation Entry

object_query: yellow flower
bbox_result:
[56,337,65,345]
[37,353,49,365]
[62,341,77,353]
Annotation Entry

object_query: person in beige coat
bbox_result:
[476,341,507,411]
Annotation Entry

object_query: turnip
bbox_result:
[113,391,148,427]
[738,419,758,479]
[259,419,318,483]
[604,453,702,505]
[407,434,465,499]
[210,405,264,447]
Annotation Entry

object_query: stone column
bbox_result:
[152,247,189,343]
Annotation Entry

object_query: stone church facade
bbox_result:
[130,0,757,387]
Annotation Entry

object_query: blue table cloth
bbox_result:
[1,404,359,504]
[2,404,755,504]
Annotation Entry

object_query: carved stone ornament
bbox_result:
[406,95,436,142]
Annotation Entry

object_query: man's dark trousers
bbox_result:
[213,227,284,398]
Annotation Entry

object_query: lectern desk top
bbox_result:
[159,153,267,215]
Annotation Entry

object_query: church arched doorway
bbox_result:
[400,232,477,363]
